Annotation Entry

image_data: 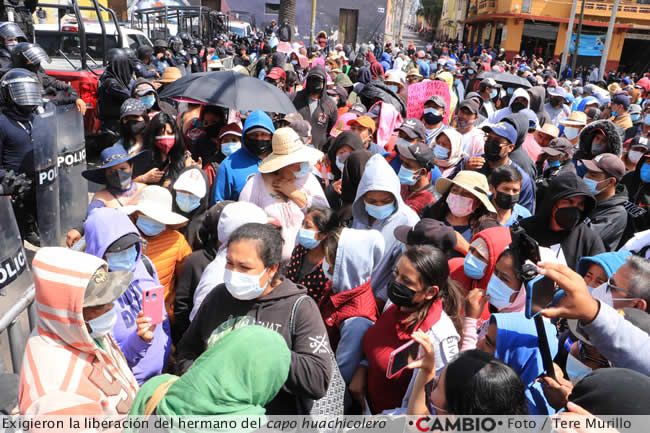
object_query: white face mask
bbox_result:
[86,307,118,338]
[564,126,581,141]
[628,150,644,165]
[224,268,268,300]
[566,353,593,384]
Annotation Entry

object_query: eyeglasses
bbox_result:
[606,278,627,296]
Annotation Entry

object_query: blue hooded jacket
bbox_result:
[212,110,276,203]
[492,313,558,415]
[84,207,171,384]
[577,250,631,281]
[380,52,392,73]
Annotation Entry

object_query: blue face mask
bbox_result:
[631,113,641,122]
[489,89,498,99]
[645,114,650,126]
[582,176,602,195]
[176,191,202,213]
[140,94,156,109]
[294,161,311,178]
[548,159,561,169]
[388,84,399,93]
[136,215,165,237]
[365,201,396,220]
[322,259,333,281]
[398,165,419,186]
[221,140,241,157]
[610,110,618,118]
[105,244,138,272]
[434,145,450,160]
[464,252,487,280]
[486,274,517,310]
[641,163,650,183]
[297,228,320,249]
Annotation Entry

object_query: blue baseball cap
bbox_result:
[482,122,518,144]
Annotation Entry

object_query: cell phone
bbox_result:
[142,286,164,325]
[525,275,566,319]
[386,339,422,379]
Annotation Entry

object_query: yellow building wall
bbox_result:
[502,18,523,54]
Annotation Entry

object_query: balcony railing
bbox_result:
[584,1,650,15]
[478,0,496,11]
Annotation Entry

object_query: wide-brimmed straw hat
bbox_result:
[156,67,182,84]
[258,127,323,174]
[121,185,188,226]
[435,170,496,213]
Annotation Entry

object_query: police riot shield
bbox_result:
[32,104,61,247]
[55,104,88,240]
[0,196,32,297]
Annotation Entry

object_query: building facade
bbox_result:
[463,0,650,72]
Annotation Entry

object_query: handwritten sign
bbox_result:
[407,80,452,125]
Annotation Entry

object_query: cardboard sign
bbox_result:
[407,80,452,125]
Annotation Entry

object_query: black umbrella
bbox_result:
[158,70,297,113]
[478,71,532,89]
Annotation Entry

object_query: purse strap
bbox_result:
[144,377,179,416]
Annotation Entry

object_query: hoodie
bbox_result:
[292,67,338,150]
[172,167,210,250]
[352,155,420,300]
[527,86,546,115]
[19,248,138,415]
[577,250,631,283]
[212,110,275,202]
[504,112,539,183]
[489,88,530,124]
[379,52,392,73]
[320,228,384,382]
[370,101,403,150]
[492,313,558,415]
[622,151,650,233]
[520,171,605,269]
[176,279,332,415]
[576,119,624,160]
[587,184,630,250]
[84,208,171,384]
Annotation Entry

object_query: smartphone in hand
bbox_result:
[386,339,422,379]
[142,286,164,325]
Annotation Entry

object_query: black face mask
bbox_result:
[494,191,519,210]
[423,112,444,125]
[550,98,563,108]
[126,120,147,136]
[388,280,418,309]
[554,206,581,230]
[510,102,526,113]
[306,77,324,94]
[204,123,222,138]
[484,138,505,162]
[245,137,272,158]
[106,168,132,191]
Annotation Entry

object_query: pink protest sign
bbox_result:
[407,80,452,125]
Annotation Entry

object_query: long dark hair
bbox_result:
[228,223,284,285]
[145,112,185,183]
[445,350,528,415]
[401,245,464,333]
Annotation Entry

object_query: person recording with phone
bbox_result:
[348,245,462,414]
[83,207,170,384]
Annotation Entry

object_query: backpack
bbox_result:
[289,295,345,416]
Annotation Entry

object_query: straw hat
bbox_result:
[560,111,587,127]
[385,71,405,89]
[406,68,423,80]
[157,67,182,84]
[435,170,496,213]
[258,127,323,174]
[121,185,188,226]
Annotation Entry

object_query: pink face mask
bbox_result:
[154,135,175,154]
[446,192,477,217]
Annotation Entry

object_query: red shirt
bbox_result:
[400,184,437,217]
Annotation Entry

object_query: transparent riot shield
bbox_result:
[32,105,60,247]
[0,197,32,297]
[55,104,88,240]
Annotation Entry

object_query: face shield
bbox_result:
[5,76,43,106]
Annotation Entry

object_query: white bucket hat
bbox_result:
[217,202,269,246]
[121,185,188,226]
[258,127,323,174]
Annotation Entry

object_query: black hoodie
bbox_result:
[520,171,605,269]
[576,120,624,160]
[622,150,650,234]
[292,66,338,150]
[504,112,538,182]
[176,279,332,415]
[587,184,630,251]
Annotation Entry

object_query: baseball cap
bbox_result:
[459,98,480,115]
[84,265,133,308]
[548,87,568,100]
[397,140,435,167]
[120,98,147,119]
[611,92,631,109]
[289,119,312,141]
[394,218,457,251]
[585,107,602,121]
[541,137,574,157]
[266,67,286,81]
[134,82,156,97]
[629,104,642,116]
[482,122,518,144]
[349,103,367,115]
[218,123,243,139]
[106,233,141,253]
[173,167,208,198]
[581,153,626,181]
[396,118,426,141]
[481,78,502,89]
[348,115,376,133]
[425,95,447,111]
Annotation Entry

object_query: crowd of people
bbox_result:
[2,20,650,421]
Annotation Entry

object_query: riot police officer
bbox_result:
[152,38,174,74]
[187,40,203,74]
[11,42,87,114]
[0,68,43,244]
[0,21,26,75]
[133,45,158,79]
[0,0,36,42]
[168,35,188,73]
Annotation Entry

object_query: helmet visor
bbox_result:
[21,46,51,66]
[7,78,42,106]
[0,22,27,40]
